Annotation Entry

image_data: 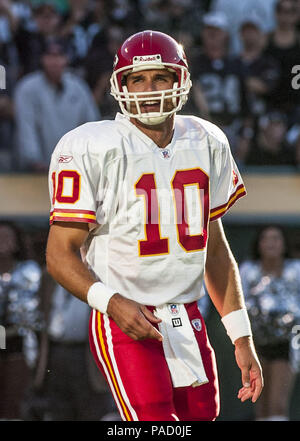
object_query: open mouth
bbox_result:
[140,100,161,112]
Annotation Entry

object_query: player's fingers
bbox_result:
[141,305,162,323]
[135,313,164,341]
[238,375,262,403]
[237,386,249,397]
[136,323,163,341]
[237,387,252,402]
[251,377,263,403]
[241,392,252,402]
[147,324,164,341]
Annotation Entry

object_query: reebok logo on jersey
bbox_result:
[172,318,182,327]
[59,155,73,163]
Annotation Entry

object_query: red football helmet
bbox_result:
[110,30,192,125]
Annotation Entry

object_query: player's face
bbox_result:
[126,69,176,115]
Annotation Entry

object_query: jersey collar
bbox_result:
[115,112,178,154]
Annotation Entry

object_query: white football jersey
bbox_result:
[49,113,246,306]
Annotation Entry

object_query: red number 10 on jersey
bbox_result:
[52,168,210,256]
[135,168,209,256]
[52,170,81,204]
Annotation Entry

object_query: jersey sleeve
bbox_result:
[48,130,100,226]
[209,137,246,222]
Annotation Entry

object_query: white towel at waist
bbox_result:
[155,303,209,388]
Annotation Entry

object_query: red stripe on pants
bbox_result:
[89,302,220,421]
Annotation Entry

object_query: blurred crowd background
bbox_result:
[0,0,300,422]
[1,0,300,171]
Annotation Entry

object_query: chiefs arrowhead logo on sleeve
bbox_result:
[232,170,238,187]
[210,168,246,222]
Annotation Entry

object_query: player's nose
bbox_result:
[142,80,160,100]
[140,76,157,91]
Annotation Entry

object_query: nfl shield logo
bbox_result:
[162,149,170,159]
[191,319,202,331]
[168,304,180,315]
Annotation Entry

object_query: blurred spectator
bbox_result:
[191,11,249,150]
[0,0,20,41]
[285,108,300,169]
[84,23,125,119]
[58,0,112,70]
[15,3,62,76]
[137,0,171,34]
[264,0,300,119]
[60,0,92,37]
[296,0,300,30]
[0,64,14,173]
[23,282,118,421]
[85,0,110,43]
[291,230,300,259]
[109,0,142,34]
[235,110,297,167]
[0,220,44,420]
[14,38,100,172]
[0,0,23,86]
[237,13,280,118]
[140,0,204,45]
[210,0,277,54]
[295,135,300,168]
[239,225,300,420]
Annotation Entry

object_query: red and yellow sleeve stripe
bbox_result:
[50,208,97,225]
[210,184,246,222]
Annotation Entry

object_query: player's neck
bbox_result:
[130,115,175,149]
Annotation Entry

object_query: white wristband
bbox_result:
[87,282,117,314]
[221,308,252,344]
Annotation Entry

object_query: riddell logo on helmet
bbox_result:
[133,54,162,64]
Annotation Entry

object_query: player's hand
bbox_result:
[234,336,264,403]
[107,293,163,342]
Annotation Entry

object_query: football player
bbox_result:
[46,30,263,421]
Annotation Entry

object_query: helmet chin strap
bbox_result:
[137,113,169,126]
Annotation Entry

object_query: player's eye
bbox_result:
[131,76,144,84]
[155,75,173,84]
